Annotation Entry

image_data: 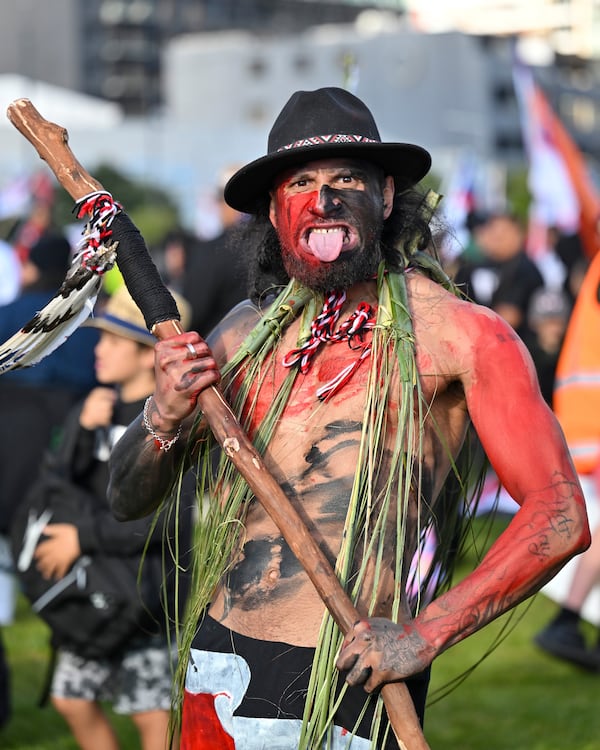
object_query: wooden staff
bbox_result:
[7,98,430,750]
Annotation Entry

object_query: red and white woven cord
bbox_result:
[282,289,376,400]
[74,191,121,274]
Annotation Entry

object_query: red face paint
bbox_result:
[271,159,386,291]
[276,189,323,270]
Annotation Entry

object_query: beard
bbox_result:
[280,202,386,292]
[281,242,383,292]
[274,170,388,292]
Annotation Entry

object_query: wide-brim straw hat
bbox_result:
[85,285,191,346]
[224,87,431,214]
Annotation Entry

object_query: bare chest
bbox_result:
[210,307,467,643]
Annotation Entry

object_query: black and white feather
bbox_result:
[0,241,116,375]
[0,190,120,374]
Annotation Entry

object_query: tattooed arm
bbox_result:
[108,330,220,520]
[337,304,590,691]
[108,301,262,521]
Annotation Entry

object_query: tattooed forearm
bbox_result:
[528,534,552,562]
[108,412,190,521]
[454,593,513,636]
[412,472,587,655]
[523,474,581,562]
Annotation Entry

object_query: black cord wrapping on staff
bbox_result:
[109,212,181,332]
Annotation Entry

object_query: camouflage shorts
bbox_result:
[50,638,177,715]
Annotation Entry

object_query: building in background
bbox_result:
[0,0,402,115]
[0,16,521,228]
[0,0,597,232]
[405,0,600,60]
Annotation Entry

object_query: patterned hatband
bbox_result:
[277,134,379,151]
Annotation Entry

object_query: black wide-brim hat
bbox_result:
[224,87,432,214]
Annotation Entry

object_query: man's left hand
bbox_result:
[336,617,434,693]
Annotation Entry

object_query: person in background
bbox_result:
[0,231,99,547]
[534,248,600,671]
[454,211,545,342]
[181,165,249,336]
[12,199,54,265]
[550,227,588,305]
[0,232,99,729]
[161,228,196,296]
[522,287,572,407]
[36,286,192,750]
[460,208,489,263]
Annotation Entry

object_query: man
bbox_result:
[108,88,589,749]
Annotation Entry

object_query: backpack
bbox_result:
[10,471,146,660]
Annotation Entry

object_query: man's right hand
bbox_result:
[336,617,435,693]
[151,331,221,431]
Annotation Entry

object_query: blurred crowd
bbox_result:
[446,207,600,674]
[0,169,599,746]
[0,166,248,747]
[448,209,581,407]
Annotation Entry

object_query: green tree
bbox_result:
[53,164,181,246]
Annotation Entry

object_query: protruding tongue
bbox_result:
[307,229,344,262]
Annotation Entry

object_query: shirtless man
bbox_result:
[108,88,589,749]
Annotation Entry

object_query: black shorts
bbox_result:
[189,615,430,748]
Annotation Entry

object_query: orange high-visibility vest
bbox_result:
[554,250,600,474]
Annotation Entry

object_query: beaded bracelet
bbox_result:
[142,396,182,452]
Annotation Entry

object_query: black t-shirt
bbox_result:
[44,395,193,634]
[183,228,249,336]
[455,251,544,340]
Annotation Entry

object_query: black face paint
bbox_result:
[317,184,343,216]
[281,181,386,292]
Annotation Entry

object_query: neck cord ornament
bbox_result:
[282,289,376,400]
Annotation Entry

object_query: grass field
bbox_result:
[426,515,600,750]
[1,595,138,749]
[426,593,600,749]
[2,517,600,749]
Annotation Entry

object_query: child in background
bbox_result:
[33,286,192,750]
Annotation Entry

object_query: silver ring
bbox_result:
[186,343,198,358]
